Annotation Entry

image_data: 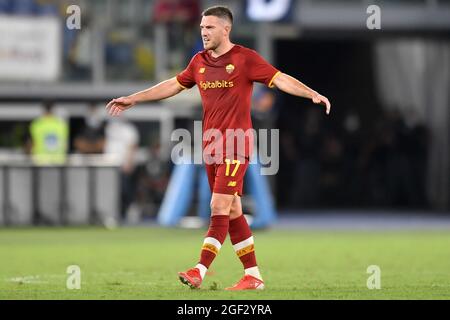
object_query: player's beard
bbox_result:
[204,39,219,51]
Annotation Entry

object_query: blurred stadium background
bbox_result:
[1,0,450,299]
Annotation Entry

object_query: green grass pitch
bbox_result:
[1,227,450,299]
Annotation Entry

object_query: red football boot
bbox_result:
[225,274,265,291]
[178,268,202,289]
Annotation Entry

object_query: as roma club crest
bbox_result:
[226,64,235,74]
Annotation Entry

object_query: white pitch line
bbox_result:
[7,275,48,284]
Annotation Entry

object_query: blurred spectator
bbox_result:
[252,86,277,131]
[105,32,134,80]
[152,0,201,69]
[65,13,92,81]
[104,117,139,222]
[252,85,278,159]
[358,110,429,208]
[290,108,323,207]
[190,37,204,58]
[341,110,364,206]
[136,142,170,218]
[6,0,36,15]
[0,121,28,150]
[0,0,57,16]
[153,0,200,24]
[27,101,68,165]
[319,134,345,206]
[34,0,58,16]
[250,85,279,202]
[73,104,105,154]
[0,0,10,13]
[134,43,156,80]
[276,102,430,210]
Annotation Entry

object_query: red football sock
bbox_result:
[229,214,257,269]
[199,215,229,269]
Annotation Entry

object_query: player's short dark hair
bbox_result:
[202,6,233,25]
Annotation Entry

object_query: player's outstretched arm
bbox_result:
[272,73,331,115]
[106,77,184,116]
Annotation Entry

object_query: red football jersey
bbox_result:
[176,45,280,161]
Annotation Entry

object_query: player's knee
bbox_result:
[210,198,232,215]
[229,202,236,214]
[229,210,242,220]
[229,202,240,218]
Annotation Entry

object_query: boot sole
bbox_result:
[178,274,200,289]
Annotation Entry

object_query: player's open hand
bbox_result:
[312,93,331,115]
[105,96,136,116]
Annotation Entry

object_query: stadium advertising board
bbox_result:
[0,15,61,81]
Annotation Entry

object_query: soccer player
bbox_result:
[106,5,331,290]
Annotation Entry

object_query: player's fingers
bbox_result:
[109,104,117,115]
[115,97,127,104]
[110,105,118,116]
[111,102,122,114]
[114,106,123,117]
[105,100,115,111]
[326,101,331,115]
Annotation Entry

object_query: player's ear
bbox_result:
[224,24,231,36]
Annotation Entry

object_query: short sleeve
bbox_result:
[176,54,198,89]
[246,50,281,88]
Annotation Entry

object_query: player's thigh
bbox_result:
[210,192,235,216]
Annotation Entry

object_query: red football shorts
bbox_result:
[205,156,249,196]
